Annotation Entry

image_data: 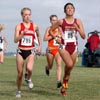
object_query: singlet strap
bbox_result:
[29,23,34,31]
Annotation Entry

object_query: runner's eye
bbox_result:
[52,20,57,21]
[23,14,31,17]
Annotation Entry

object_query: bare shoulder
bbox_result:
[15,23,21,30]
[46,26,51,31]
[76,18,83,24]
[33,23,38,31]
[58,19,63,25]
[33,23,37,27]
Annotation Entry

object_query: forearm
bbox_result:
[43,35,53,41]
[38,37,42,49]
[77,19,86,39]
[14,34,23,43]
[78,29,86,39]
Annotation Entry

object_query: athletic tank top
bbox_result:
[18,23,35,48]
[61,18,78,45]
[48,28,62,49]
[0,34,4,49]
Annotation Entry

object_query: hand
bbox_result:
[36,46,41,54]
[24,29,29,33]
[55,36,62,44]
[49,29,58,38]
[49,30,54,38]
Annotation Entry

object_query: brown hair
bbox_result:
[21,7,31,15]
[49,15,58,21]
[64,3,75,13]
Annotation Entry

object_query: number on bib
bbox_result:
[21,36,32,46]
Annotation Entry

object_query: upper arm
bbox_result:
[77,19,86,39]
[43,27,50,41]
[77,19,84,31]
[14,24,20,43]
[34,24,40,37]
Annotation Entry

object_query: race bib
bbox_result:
[21,36,33,46]
[63,30,76,42]
[53,39,59,46]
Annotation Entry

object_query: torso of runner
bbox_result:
[18,23,35,50]
[60,18,78,54]
[61,18,78,45]
[48,28,62,50]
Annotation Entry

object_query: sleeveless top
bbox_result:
[61,18,78,45]
[48,28,62,49]
[18,23,35,48]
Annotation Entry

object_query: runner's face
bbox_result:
[22,10,31,23]
[51,17,58,25]
[65,5,75,16]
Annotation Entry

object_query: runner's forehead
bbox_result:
[23,10,31,15]
[21,9,31,16]
[51,17,58,21]
[66,4,74,8]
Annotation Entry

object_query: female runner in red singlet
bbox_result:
[14,8,42,97]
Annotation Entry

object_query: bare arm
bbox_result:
[49,20,62,38]
[34,24,42,52]
[74,19,86,39]
[43,27,53,41]
[14,24,25,43]
[3,35,8,51]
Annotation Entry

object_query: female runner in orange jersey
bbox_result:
[43,15,62,88]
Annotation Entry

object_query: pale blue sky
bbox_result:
[0,0,100,52]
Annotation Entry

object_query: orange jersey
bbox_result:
[48,28,62,50]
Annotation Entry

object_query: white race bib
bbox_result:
[63,30,76,43]
[21,36,32,46]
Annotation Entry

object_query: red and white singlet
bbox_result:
[18,23,35,48]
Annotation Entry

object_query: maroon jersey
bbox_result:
[61,18,78,45]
